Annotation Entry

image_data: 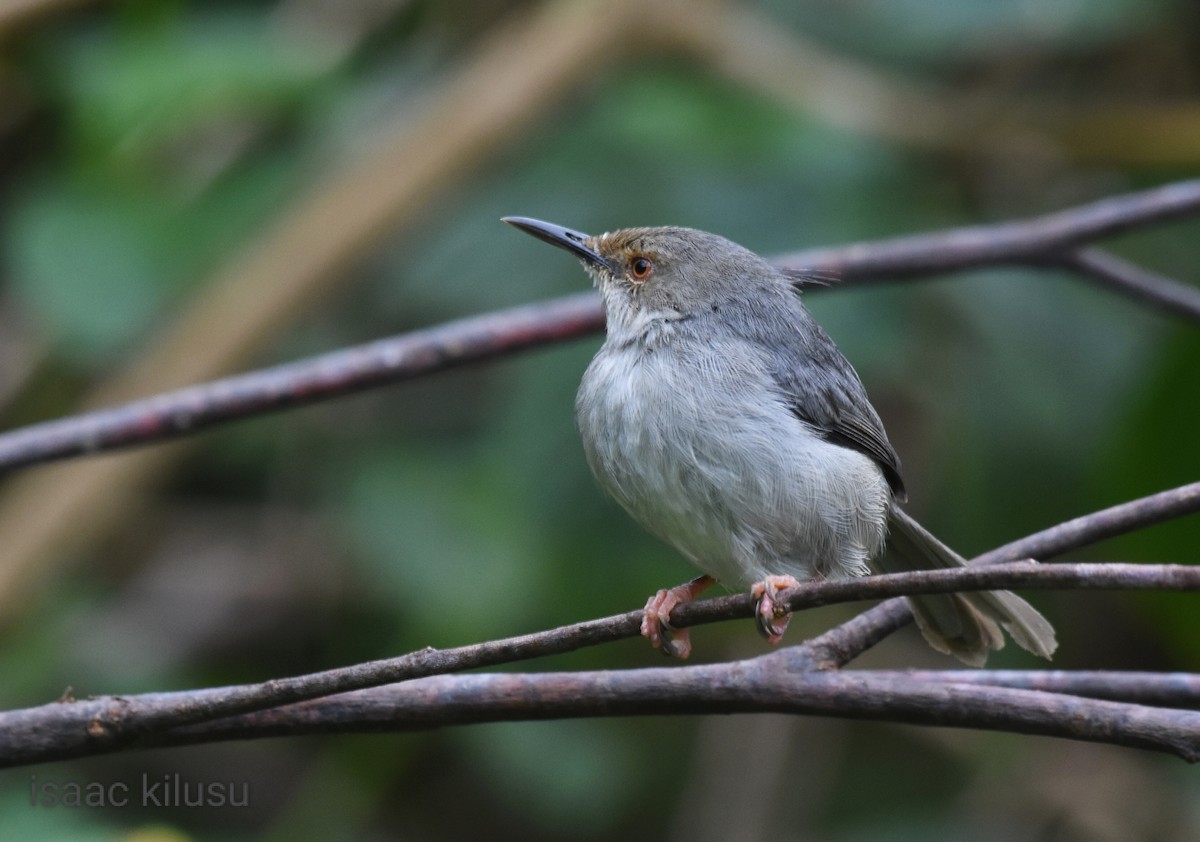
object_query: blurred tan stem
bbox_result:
[0,0,650,621]
[0,0,100,34]
[661,1,1200,165]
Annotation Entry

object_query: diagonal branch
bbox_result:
[970,482,1200,566]
[1057,247,1200,321]
[0,294,604,475]
[804,481,1200,668]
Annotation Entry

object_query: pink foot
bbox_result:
[641,575,716,659]
[750,575,802,645]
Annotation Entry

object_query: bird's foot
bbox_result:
[641,575,716,659]
[751,575,802,644]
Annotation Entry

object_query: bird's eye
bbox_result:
[629,256,654,280]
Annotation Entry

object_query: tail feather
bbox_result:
[880,506,1057,665]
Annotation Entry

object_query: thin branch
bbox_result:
[971,482,1200,566]
[0,294,603,475]
[1058,247,1200,322]
[891,671,1200,708]
[803,482,1200,668]
[773,560,1200,610]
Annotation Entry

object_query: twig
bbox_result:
[891,670,1200,708]
[1058,247,1200,322]
[774,560,1200,609]
[1,180,1198,475]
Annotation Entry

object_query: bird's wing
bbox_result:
[741,293,907,500]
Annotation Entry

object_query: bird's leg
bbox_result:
[641,575,716,659]
[751,574,802,644]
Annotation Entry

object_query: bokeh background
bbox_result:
[0,0,1198,839]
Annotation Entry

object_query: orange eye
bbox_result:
[630,256,654,280]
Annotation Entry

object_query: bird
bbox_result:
[503,216,1056,665]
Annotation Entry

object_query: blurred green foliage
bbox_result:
[0,0,1197,840]
[8,7,325,363]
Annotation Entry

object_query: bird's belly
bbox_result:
[576,347,890,587]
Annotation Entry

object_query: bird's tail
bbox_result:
[878,506,1057,666]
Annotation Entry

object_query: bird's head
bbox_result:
[503,217,784,336]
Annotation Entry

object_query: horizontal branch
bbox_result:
[0,180,1197,474]
[42,668,1200,764]
[772,560,1200,612]
[3,550,1199,766]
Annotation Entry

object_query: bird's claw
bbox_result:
[751,575,801,645]
[641,588,692,658]
[640,575,716,659]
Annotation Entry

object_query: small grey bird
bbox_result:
[504,216,1056,665]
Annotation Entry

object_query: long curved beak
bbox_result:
[502,216,613,273]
